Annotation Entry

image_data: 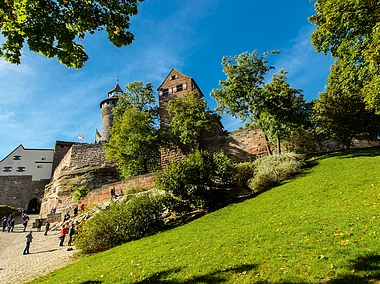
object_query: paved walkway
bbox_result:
[0,214,76,284]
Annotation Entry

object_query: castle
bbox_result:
[5,68,374,217]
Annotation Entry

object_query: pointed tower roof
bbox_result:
[108,83,123,97]
[157,68,204,97]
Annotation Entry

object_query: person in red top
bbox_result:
[59,224,68,246]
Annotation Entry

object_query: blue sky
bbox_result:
[0,0,334,160]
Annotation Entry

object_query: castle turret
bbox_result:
[157,69,204,129]
[100,83,122,142]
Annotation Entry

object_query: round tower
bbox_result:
[100,83,122,142]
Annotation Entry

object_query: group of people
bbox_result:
[110,187,123,200]
[23,207,80,255]
[60,209,78,247]
[1,214,15,232]
[59,222,76,247]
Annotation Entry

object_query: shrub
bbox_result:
[72,186,89,202]
[0,205,13,219]
[249,152,305,192]
[233,162,256,188]
[75,192,165,254]
[155,150,235,211]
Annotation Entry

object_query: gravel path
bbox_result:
[0,214,76,284]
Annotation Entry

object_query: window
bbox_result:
[176,84,183,92]
[13,155,21,160]
[17,167,26,172]
[3,167,12,172]
[171,75,176,80]
[162,89,169,96]
[37,165,43,169]
[42,157,46,160]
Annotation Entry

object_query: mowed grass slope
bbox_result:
[33,149,380,283]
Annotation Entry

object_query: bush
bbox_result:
[0,205,13,219]
[233,162,256,188]
[72,186,89,202]
[155,150,235,211]
[249,152,305,192]
[75,192,165,254]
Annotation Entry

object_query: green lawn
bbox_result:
[33,149,380,283]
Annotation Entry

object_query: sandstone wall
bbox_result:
[40,173,154,218]
[52,143,111,181]
[0,176,49,209]
[160,128,268,166]
[79,173,155,209]
[202,128,268,162]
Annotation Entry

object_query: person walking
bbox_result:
[73,206,78,216]
[10,217,15,232]
[67,223,75,246]
[44,220,50,236]
[63,211,70,222]
[23,230,33,255]
[36,218,42,232]
[7,214,13,233]
[22,214,29,232]
[59,224,68,246]
[1,216,7,232]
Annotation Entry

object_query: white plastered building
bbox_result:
[0,145,54,181]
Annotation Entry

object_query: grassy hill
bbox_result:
[32,149,380,283]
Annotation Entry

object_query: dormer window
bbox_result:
[176,84,183,92]
[171,75,177,80]
[13,155,21,160]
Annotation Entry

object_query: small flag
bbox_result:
[95,129,102,141]
[78,134,85,140]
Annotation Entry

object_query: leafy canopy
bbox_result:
[105,82,160,179]
[260,69,308,153]
[168,91,220,150]
[309,0,380,113]
[313,60,380,149]
[0,0,144,69]
[211,51,307,154]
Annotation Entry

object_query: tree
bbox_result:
[313,60,380,149]
[260,70,308,154]
[211,51,278,155]
[105,82,160,179]
[309,0,380,113]
[0,0,145,69]
[211,50,305,155]
[167,91,220,151]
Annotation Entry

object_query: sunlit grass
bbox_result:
[32,148,380,283]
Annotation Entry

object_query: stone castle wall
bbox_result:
[202,128,268,162]
[40,173,154,217]
[160,128,268,166]
[52,143,111,181]
[40,143,120,218]
[79,173,155,209]
[0,176,49,209]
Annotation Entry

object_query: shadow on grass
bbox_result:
[80,281,102,284]
[310,146,380,161]
[329,254,380,283]
[135,263,258,284]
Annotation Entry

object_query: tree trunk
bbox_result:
[277,133,281,155]
[264,133,272,156]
